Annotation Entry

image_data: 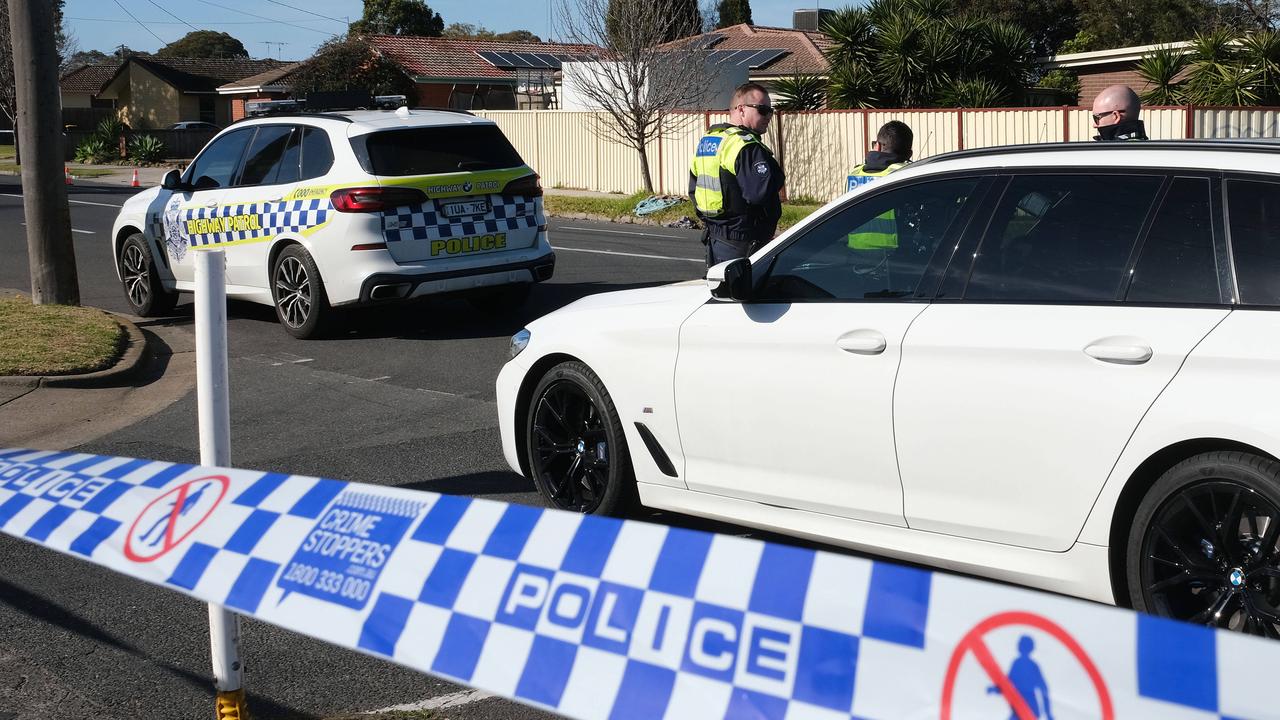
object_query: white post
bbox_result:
[195,249,247,717]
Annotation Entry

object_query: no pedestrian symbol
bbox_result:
[124,475,229,562]
[940,611,1114,720]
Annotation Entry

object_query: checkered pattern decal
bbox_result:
[175,199,331,248]
[1,447,1276,720]
[382,195,542,244]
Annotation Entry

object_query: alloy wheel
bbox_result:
[275,256,312,329]
[121,243,151,308]
[530,379,610,513]
[1142,480,1280,638]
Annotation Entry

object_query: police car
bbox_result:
[499,140,1280,635]
[110,101,554,338]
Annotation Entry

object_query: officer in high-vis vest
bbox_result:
[689,82,785,267]
[846,121,914,251]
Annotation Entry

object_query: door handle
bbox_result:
[1084,343,1152,365]
[836,329,887,355]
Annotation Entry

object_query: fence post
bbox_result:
[1185,104,1195,139]
[195,249,248,720]
[956,109,964,150]
[1062,106,1070,142]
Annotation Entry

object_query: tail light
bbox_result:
[502,173,542,198]
[330,186,426,212]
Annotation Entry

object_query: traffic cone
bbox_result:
[130,168,140,187]
[64,166,73,185]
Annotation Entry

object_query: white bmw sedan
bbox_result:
[497,141,1280,635]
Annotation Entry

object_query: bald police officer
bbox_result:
[689,82,786,266]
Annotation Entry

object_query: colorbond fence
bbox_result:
[476,105,1280,202]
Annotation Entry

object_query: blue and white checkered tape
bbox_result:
[382,195,543,244]
[150,199,332,249]
[0,447,1276,720]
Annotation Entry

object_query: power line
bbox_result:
[110,0,168,45]
[143,0,200,32]
[69,16,328,25]
[261,0,346,25]
[190,0,336,35]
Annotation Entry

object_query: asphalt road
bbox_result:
[0,182,789,720]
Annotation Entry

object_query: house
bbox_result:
[1040,41,1194,106]
[217,63,303,121]
[659,23,834,83]
[60,62,123,110]
[60,56,287,130]
[364,35,601,109]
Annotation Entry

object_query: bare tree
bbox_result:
[559,0,722,194]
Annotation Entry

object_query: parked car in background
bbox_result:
[498,140,1280,638]
[168,121,221,131]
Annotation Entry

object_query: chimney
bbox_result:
[792,8,835,31]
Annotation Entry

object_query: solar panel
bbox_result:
[744,49,788,68]
[708,48,790,68]
[476,50,509,67]
[524,52,562,69]
[498,51,529,67]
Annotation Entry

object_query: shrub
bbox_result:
[74,138,111,164]
[128,134,166,164]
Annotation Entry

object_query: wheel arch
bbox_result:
[114,225,145,274]
[1108,437,1280,607]
[513,352,586,478]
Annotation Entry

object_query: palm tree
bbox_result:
[1137,45,1190,105]
[771,72,828,110]
[1239,30,1280,105]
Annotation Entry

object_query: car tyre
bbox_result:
[1127,451,1280,637]
[468,283,531,314]
[272,244,330,339]
[118,233,178,316]
[525,360,635,516]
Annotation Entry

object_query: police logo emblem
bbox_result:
[163,195,186,260]
[754,161,769,176]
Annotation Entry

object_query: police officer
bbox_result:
[689,82,785,266]
[847,121,913,251]
[1092,84,1149,141]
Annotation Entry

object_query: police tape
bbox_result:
[0,447,1274,719]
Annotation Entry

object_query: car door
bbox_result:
[895,172,1233,551]
[159,127,255,283]
[215,124,299,289]
[673,175,988,525]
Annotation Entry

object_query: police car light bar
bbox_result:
[245,99,303,117]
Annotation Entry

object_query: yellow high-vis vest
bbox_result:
[846,162,909,250]
[690,126,761,218]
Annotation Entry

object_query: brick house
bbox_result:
[662,23,834,82]
[1040,41,1193,107]
[217,63,302,121]
[364,35,601,110]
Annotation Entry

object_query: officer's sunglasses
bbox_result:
[738,103,775,116]
[1091,109,1119,123]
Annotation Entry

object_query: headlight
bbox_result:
[509,328,531,360]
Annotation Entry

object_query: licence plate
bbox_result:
[441,198,490,217]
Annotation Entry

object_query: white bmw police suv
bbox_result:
[110,105,554,338]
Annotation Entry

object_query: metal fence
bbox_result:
[476,105,1280,202]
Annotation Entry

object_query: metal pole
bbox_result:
[195,250,249,720]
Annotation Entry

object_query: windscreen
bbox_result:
[354,125,525,176]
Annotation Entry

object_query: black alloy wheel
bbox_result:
[526,361,633,515]
[1130,452,1280,638]
[119,233,177,316]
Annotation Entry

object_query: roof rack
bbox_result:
[917,138,1280,166]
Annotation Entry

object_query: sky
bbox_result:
[65,1,840,61]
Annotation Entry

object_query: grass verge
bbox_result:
[0,293,124,376]
[0,162,115,178]
[545,191,822,231]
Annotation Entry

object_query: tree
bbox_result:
[606,0,701,49]
[951,0,1076,57]
[1071,0,1219,50]
[716,0,753,27]
[442,23,542,42]
[770,71,826,109]
[0,0,66,162]
[350,0,445,36]
[823,0,1035,108]
[560,0,721,192]
[156,30,248,59]
[289,36,417,98]
[62,48,111,74]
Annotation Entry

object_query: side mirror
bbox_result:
[161,169,183,191]
[707,258,752,302]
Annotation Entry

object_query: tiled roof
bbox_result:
[365,35,601,81]
[59,62,123,94]
[218,62,303,92]
[127,57,288,92]
[662,24,833,76]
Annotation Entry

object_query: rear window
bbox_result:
[353,125,524,176]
